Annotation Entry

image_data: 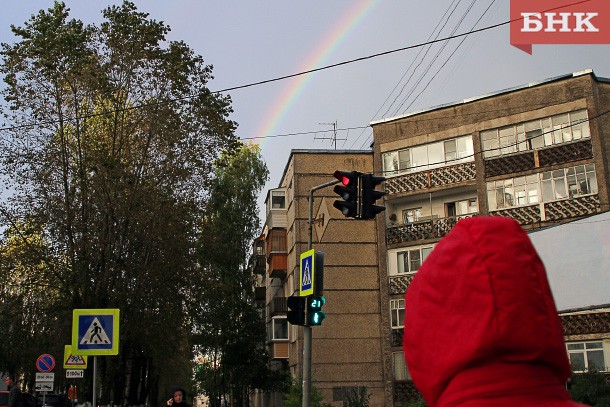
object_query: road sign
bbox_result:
[36,354,56,373]
[72,309,120,355]
[300,249,315,296]
[64,345,88,369]
[35,373,54,382]
[66,370,84,379]
[35,382,53,392]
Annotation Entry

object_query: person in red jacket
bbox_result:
[403,216,587,407]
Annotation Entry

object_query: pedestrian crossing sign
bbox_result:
[63,345,88,369]
[300,249,315,296]
[72,309,120,355]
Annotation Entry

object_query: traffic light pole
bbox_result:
[304,179,339,407]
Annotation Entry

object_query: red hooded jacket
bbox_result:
[403,216,587,407]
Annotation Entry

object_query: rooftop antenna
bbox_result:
[315,121,346,150]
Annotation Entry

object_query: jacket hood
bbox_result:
[403,217,580,406]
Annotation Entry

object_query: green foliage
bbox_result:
[406,394,427,407]
[191,143,270,407]
[343,386,371,407]
[569,371,610,406]
[0,0,238,404]
[282,380,330,407]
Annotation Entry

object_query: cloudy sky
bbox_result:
[2,1,610,207]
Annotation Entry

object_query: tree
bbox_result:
[0,1,237,403]
[569,371,610,406]
[191,144,285,407]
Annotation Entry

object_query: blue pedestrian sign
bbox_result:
[72,309,120,355]
[300,249,315,297]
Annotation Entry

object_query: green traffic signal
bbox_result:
[307,295,326,326]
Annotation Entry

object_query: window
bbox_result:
[271,317,288,341]
[382,136,473,175]
[481,110,591,158]
[396,246,432,274]
[271,191,286,209]
[389,245,434,276]
[390,299,405,328]
[567,342,606,372]
[393,351,411,381]
[486,164,596,211]
[447,198,478,217]
[402,208,423,224]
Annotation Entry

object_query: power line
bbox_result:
[0,0,595,141]
[358,0,499,149]
[0,13,516,134]
[345,0,463,149]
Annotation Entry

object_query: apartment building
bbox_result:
[253,150,391,406]
[370,69,610,405]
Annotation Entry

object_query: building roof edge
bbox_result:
[370,69,598,126]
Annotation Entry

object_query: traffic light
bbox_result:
[333,170,361,218]
[287,295,306,326]
[306,296,326,326]
[360,173,386,220]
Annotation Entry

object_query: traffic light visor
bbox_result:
[334,170,356,186]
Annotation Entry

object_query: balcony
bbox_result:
[251,254,266,275]
[389,274,416,295]
[271,342,289,359]
[266,228,287,279]
[484,138,593,178]
[489,194,600,225]
[268,253,287,279]
[386,214,477,245]
[385,162,476,195]
[269,296,287,316]
[254,286,266,305]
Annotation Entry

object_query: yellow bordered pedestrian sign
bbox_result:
[72,309,120,355]
[63,345,87,369]
[299,249,315,297]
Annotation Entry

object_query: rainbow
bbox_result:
[250,0,380,148]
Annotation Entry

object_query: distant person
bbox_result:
[165,388,190,407]
[5,374,24,407]
[403,216,588,406]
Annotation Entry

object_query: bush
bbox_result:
[569,370,610,406]
[343,387,371,407]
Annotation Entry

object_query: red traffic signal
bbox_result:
[333,170,361,218]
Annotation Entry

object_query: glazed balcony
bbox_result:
[484,138,593,178]
[266,228,287,279]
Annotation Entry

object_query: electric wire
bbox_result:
[345,0,463,149]
[390,0,479,119]
[0,0,596,144]
[0,7,530,134]
[358,0,498,149]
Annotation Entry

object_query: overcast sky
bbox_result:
[3,1,610,196]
